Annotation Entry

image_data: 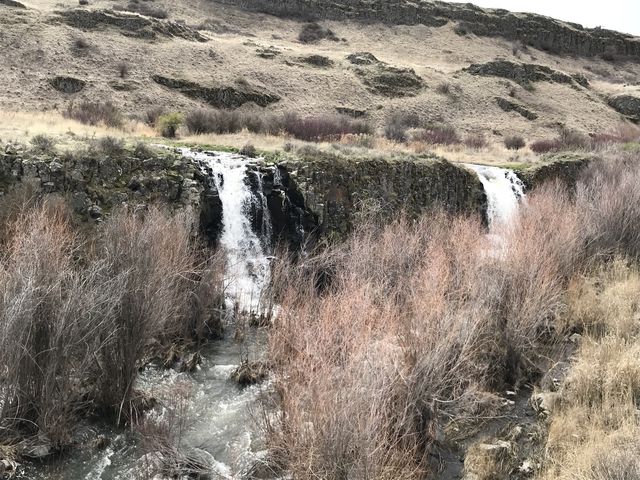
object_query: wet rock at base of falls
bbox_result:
[249,165,318,250]
[608,94,640,122]
[56,9,207,42]
[464,61,575,86]
[495,97,538,120]
[152,75,280,109]
[176,352,203,373]
[231,360,269,386]
[49,76,86,94]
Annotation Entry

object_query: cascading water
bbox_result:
[465,164,526,230]
[24,149,275,480]
[182,149,273,314]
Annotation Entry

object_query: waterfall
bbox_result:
[465,164,526,229]
[180,149,272,314]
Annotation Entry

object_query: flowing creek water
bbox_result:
[22,154,526,480]
[24,150,276,480]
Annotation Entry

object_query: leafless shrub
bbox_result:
[283,113,372,141]
[504,135,525,150]
[116,61,130,79]
[93,136,125,157]
[184,108,241,135]
[464,133,487,149]
[64,101,124,128]
[414,125,460,145]
[144,106,166,127]
[530,138,561,154]
[384,111,422,143]
[71,36,90,54]
[578,159,640,260]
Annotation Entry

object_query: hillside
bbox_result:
[1,0,639,149]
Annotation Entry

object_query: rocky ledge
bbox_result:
[222,0,640,59]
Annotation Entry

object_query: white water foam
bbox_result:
[465,164,525,230]
[180,149,272,314]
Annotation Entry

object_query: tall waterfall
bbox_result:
[465,164,526,229]
[180,149,272,314]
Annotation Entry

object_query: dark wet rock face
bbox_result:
[247,165,318,250]
[195,166,224,246]
[221,0,640,60]
[465,61,574,85]
[608,95,640,122]
[57,9,208,42]
[151,75,280,109]
[496,97,538,120]
[49,76,86,94]
[279,150,487,238]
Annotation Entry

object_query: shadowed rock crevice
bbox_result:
[151,75,280,109]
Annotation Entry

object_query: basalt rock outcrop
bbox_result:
[49,76,86,94]
[465,61,575,86]
[152,75,280,109]
[347,53,425,97]
[0,144,202,221]
[518,153,594,192]
[222,0,640,60]
[0,0,26,8]
[496,97,538,120]
[608,94,640,122]
[271,149,486,238]
[57,9,208,42]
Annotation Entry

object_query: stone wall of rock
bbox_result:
[0,144,203,221]
[270,149,487,239]
[220,0,640,59]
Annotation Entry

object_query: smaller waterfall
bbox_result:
[181,149,272,314]
[466,164,525,229]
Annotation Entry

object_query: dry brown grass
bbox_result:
[538,262,640,480]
